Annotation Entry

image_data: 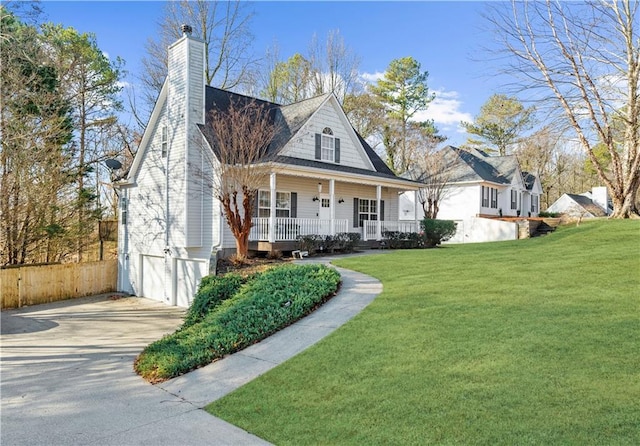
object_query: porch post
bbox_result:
[329,179,335,235]
[376,185,382,241]
[269,173,276,243]
[414,189,420,233]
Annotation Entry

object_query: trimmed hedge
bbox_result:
[134,264,341,383]
[297,232,360,255]
[182,273,246,328]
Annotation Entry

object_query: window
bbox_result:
[511,190,518,210]
[482,186,498,209]
[358,198,378,227]
[315,128,340,163]
[258,190,291,218]
[531,195,539,213]
[482,186,489,207]
[490,188,498,209]
[321,127,335,162]
[161,126,168,158]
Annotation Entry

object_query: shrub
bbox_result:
[421,219,457,247]
[134,264,341,382]
[297,233,361,254]
[382,231,425,249]
[297,234,323,254]
[182,273,246,329]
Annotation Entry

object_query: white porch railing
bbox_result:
[249,218,349,242]
[363,220,419,241]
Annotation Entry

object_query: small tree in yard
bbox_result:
[421,219,457,248]
[413,148,453,220]
[206,99,279,262]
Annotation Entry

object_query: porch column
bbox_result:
[414,189,420,233]
[376,185,382,241]
[268,173,276,243]
[329,179,335,235]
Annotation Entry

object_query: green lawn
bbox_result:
[207,220,640,445]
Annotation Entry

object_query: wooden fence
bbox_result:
[1,260,118,309]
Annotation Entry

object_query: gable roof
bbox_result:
[522,172,537,191]
[200,86,393,177]
[566,193,607,217]
[441,145,521,185]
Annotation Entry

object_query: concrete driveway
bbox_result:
[1,259,383,445]
[0,294,268,445]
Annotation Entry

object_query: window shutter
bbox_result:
[380,200,385,221]
[315,133,321,160]
[353,198,359,228]
[291,192,297,218]
[252,192,259,218]
[335,138,340,163]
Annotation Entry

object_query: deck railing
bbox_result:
[250,218,349,241]
[362,220,419,241]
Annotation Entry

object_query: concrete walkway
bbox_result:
[1,257,382,445]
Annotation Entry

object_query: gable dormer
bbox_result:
[278,95,375,171]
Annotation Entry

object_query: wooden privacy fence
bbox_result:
[1,260,118,309]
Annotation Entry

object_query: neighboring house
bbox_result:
[115,28,419,307]
[546,187,611,218]
[400,146,543,243]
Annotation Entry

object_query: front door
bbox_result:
[318,194,331,235]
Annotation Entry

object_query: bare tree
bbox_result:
[412,146,453,220]
[487,0,640,218]
[140,0,255,113]
[204,99,280,261]
[308,29,361,103]
[515,125,562,208]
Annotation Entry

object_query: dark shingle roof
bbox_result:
[566,194,607,216]
[441,146,517,184]
[522,171,537,191]
[200,86,395,178]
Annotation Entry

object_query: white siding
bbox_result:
[279,99,372,170]
[437,184,482,220]
[120,35,218,307]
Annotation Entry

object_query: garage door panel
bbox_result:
[175,259,207,308]
[141,255,164,302]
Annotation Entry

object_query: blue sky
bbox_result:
[40,1,506,146]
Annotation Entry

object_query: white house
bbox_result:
[546,187,611,218]
[115,27,419,307]
[400,146,543,243]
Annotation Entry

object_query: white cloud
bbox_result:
[416,89,473,134]
[360,71,384,83]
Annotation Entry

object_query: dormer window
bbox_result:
[321,127,335,162]
[314,127,341,163]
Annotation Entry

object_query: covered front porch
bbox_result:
[246,170,421,248]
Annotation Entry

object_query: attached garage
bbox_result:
[174,258,208,307]
[140,255,166,303]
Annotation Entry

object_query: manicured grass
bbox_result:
[207,220,640,445]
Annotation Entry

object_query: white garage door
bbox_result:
[141,255,165,303]
[175,259,207,308]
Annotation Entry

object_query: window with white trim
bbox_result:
[482,186,498,209]
[321,127,335,162]
[491,188,498,208]
[258,190,290,218]
[482,186,490,207]
[531,195,539,213]
[358,198,378,227]
[511,190,518,210]
[161,126,168,158]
